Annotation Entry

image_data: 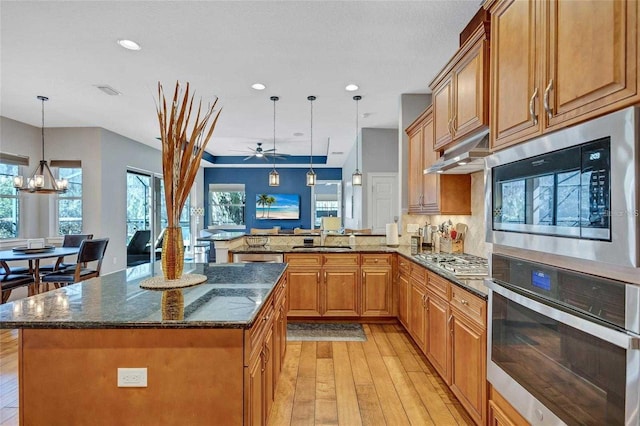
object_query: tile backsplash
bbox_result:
[401,171,491,259]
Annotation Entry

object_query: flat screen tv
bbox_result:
[256,193,300,220]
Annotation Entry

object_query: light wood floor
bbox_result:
[269,323,473,425]
[0,324,472,426]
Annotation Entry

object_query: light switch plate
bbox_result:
[117,368,147,387]
[406,224,419,233]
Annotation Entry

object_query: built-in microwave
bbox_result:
[485,107,640,268]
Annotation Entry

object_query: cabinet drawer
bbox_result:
[274,276,287,306]
[410,263,427,281]
[427,273,450,300]
[361,254,392,267]
[398,256,411,274]
[323,253,359,266]
[285,254,322,266]
[246,300,274,364]
[450,285,485,326]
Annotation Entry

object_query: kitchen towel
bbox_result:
[386,223,399,247]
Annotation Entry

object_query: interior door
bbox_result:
[368,173,398,234]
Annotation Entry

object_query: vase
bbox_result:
[161,289,184,320]
[161,226,184,280]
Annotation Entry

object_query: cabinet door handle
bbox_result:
[452,114,457,135]
[425,296,429,311]
[448,314,454,334]
[317,272,320,283]
[447,118,453,136]
[529,87,539,125]
[543,79,553,120]
[324,271,327,282]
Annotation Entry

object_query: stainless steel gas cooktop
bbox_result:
[414,253,489,277]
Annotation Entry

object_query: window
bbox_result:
[0,163,20,239]
[57,166,83,235]
[209,184,245,229]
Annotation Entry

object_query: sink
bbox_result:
[291,245,352,252]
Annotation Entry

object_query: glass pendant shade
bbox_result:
[269,169,280,186]
[306,170,316,186]
[352,170,363,186]
[268,96,280,186]
[352,95,363,186]
[307,95,316,186]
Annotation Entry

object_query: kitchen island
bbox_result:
[0,262,288,426]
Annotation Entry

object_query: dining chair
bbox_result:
[39,233,94,273]
[41,238,109,289]
[1,273,35,304]
[0,260,32,275]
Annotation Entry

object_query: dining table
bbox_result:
[0,247,80,295]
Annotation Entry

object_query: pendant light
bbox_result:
[306,95,317,186]
[352,95,363,186]
[13,96,68,194]
[268,96,280,186]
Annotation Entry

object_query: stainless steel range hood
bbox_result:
[424,129,490,174]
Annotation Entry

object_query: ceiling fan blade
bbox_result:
[243,155,254,161]
[263,148,276,152]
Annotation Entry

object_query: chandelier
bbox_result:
[13,96,68,194]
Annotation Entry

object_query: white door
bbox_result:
[368,173,398,234]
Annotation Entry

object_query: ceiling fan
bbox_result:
[231,142,290,161]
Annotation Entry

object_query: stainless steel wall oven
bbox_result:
[485,107,640,268]
[486,254,640,425]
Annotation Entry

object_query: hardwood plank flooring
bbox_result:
[0,324,474,426]
[270,323,474,425]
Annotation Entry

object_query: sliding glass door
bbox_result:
[126,170,191,267]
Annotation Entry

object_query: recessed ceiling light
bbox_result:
[117,39,141,51]
[95,85,121,96]
[251,83,266,90]
[345,84,359,92]
[293,132,304,137]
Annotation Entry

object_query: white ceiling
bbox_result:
[0,0,480,168]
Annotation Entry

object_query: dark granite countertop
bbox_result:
[230,244,488,298]
[197,231,246,242]
[0,262,286,329]
[231,244,398,254]
[396,249,488,299]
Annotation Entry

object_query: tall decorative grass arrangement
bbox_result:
[155,81,221,280]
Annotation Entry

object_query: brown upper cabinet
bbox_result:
[487,0,640,151]
[405,107,471,215]
[429,22,490,151]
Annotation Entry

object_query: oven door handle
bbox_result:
[486,280,640,349]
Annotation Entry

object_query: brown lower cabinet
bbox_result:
[488,386,531,426]
[245,275,288,426]
[402,260,487,426]
[285,253,393,319]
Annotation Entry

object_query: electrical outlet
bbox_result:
[406,224,419,233]
[117,368,147,387]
